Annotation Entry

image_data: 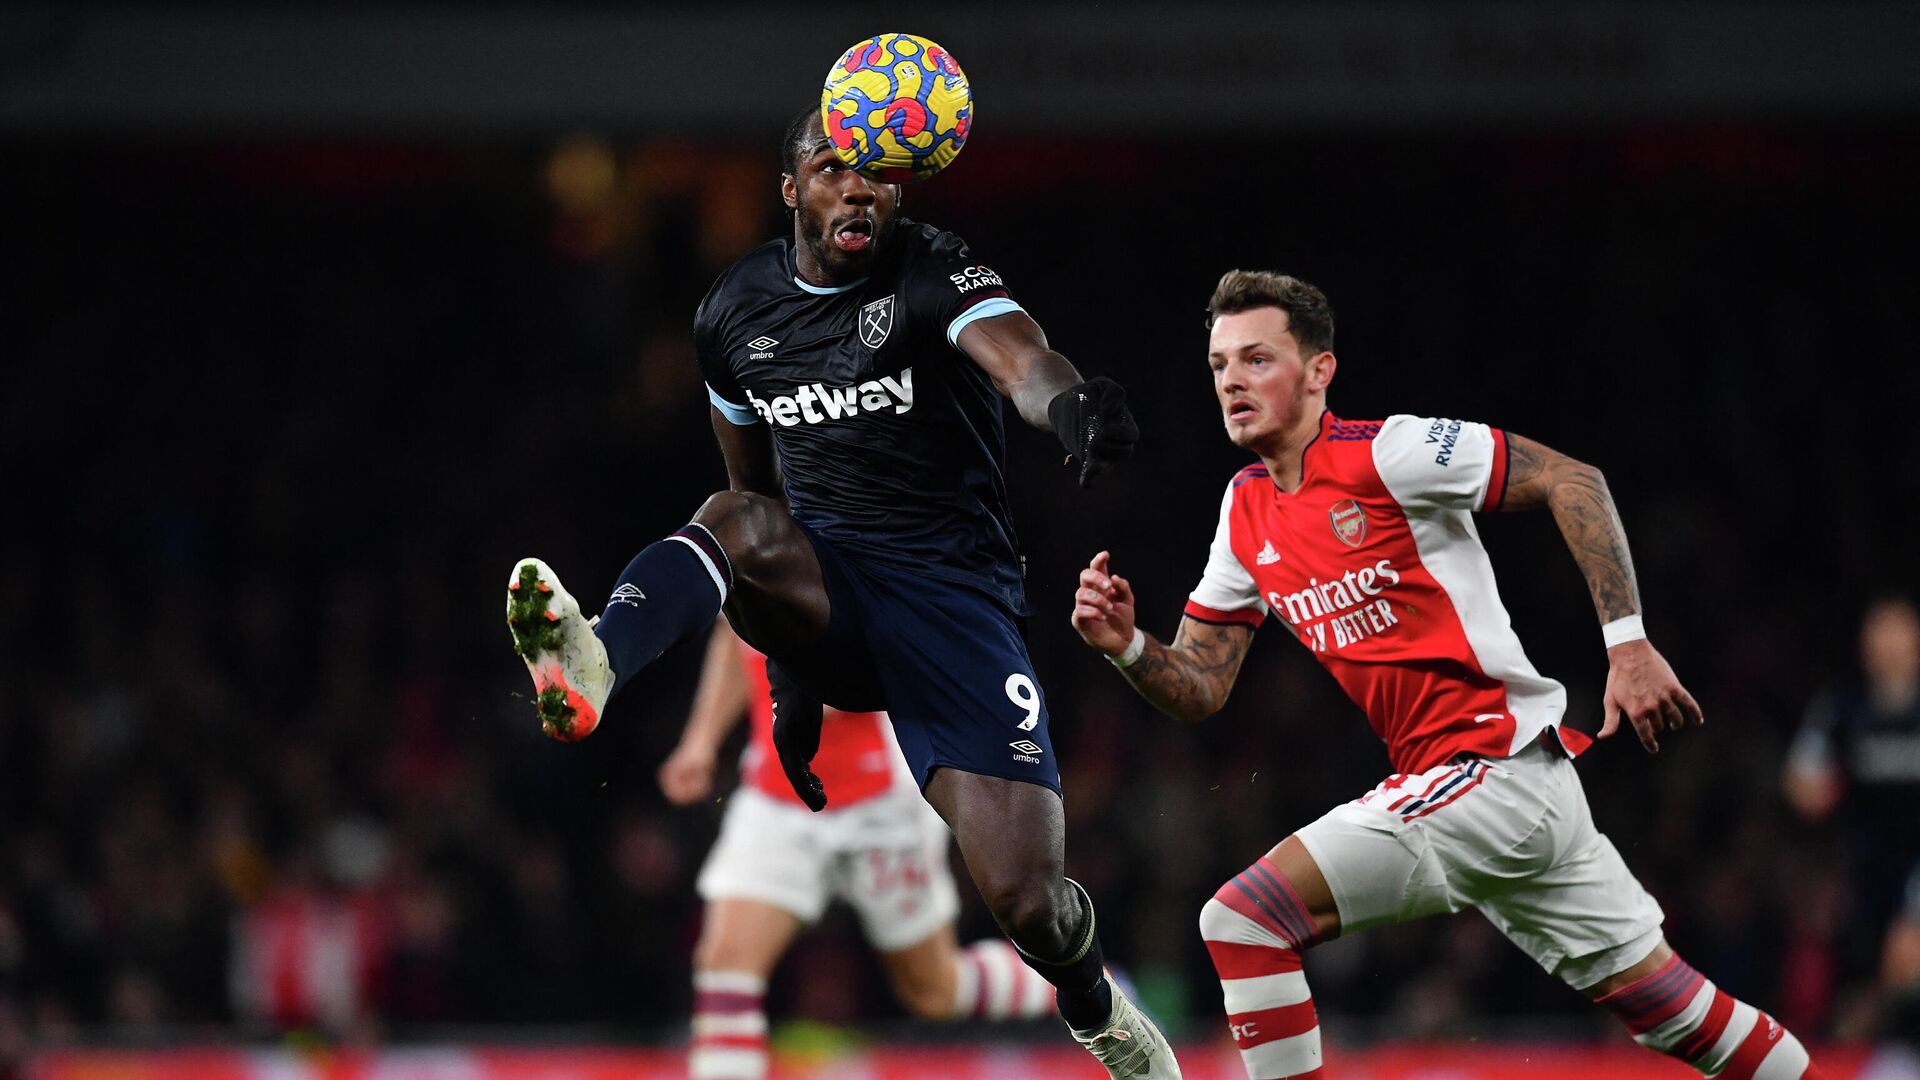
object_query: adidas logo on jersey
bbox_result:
[1256,540,1282,565]
[608,583,646,608]
[746,368,915,427]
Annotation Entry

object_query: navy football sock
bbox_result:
[1016,878,1114,1031]
[593,524,733,696]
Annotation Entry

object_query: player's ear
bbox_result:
[1307,351,1337,392]
[781,173,799,211]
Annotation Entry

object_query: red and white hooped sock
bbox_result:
[690,970,769,1080]
[1596,953,1825,1079]
[1200,856,1325,1079]
[949,938,1056,1020]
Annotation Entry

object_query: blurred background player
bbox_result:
[1071,271,1827,1080]
[657,619,1054,1080]
[1855,865,1920,1080]
[1785,597,1920,1010]
[506,108,1173,1077]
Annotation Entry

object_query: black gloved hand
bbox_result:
[766,659,828,812]
[1047,376,1140,488]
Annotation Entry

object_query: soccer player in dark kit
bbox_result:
[504,109,1182,1079]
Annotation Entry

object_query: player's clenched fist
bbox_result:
[1071,550,1138,656]
[1048,377,1140,488]
[658,741,719,806]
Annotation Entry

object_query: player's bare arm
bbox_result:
[1499,433,1703,753]
[710,406,784,500]
[958,312,1139,486]
[659,618,752,806]
[956,310,1082,428]
[1072,551,1254,723]
[1499,434,1640,622]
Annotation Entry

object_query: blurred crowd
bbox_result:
[6,125,1919,1066]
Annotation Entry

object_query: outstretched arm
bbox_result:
[957,313,1138,486]
[658,618,751,806]
[1499,433,1703,752]
[1072,551,1255,723]
[955,310,1080,429]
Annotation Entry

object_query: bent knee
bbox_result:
[985,883,1075,955]
[693,491,793,572]
[1201,870,1318,951]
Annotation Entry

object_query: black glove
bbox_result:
[766,659,828,812]
[1047,376,1139,488]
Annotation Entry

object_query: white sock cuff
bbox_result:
[670,523,732,603]
[693,970,766,996]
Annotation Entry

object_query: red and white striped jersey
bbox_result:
[1185,411,1578,774]
[738,643,907,808]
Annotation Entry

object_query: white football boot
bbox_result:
[505,558,613,741]
[1071,971,1183,1079]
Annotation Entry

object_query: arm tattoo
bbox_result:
[1500,434,1643,623]
[1506,437,1548,497]
[1548,464,1643,624]
[1118,618,1254,723]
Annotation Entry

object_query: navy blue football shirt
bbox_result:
[695,219,1031,614]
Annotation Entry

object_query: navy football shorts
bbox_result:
[783,525,1061,795]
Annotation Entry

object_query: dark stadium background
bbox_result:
[5,4,1918,1078]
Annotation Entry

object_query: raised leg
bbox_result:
[506,490,834,739]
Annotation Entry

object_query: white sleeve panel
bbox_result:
[1186,484,1268,617]
[1371,414,1502,513]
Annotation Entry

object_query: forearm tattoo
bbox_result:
[1120,619,1253,722]
[1509,439,1642,623]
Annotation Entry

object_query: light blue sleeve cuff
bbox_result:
[946,297,1025,348]
[707,383,760,425]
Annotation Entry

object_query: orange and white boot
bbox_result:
[505,558,614,742]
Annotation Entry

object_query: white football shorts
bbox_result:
[1295,734,1665,990]
[696,783,961,952]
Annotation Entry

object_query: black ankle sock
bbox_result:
[593,525,731,696]
[1015,879,1115,1031]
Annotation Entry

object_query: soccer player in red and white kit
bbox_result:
[658,619,1055,1080]
[1072,271,1826,1080]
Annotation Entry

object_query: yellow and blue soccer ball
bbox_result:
[821,33,972,183]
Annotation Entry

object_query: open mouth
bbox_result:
[832,216,873,253]
[1227,401,1258,421]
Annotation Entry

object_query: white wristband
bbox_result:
[1601,614,1647,649]
[1109,628,1146,668]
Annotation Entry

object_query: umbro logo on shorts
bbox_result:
[608,583,646,608]
[1009,740,1043,764]
[747,335,778,350]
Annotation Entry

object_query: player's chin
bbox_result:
[825,241,878,274]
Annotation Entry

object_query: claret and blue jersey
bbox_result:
[695,219,1030,615]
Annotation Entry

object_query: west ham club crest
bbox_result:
[1329,499,1367,547]
[859,295,895,348]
